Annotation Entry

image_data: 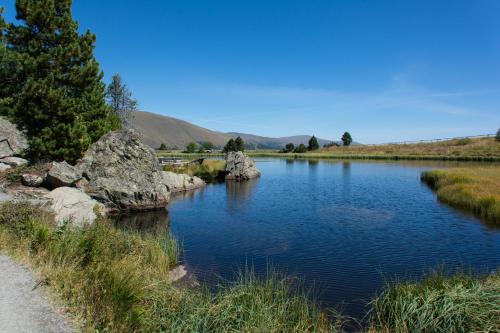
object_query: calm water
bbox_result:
[121,159,500,319]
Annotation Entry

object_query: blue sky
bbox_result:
[2,0,499,143]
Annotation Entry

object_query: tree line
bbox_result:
[0,1,136,163]
[280,132,353,153]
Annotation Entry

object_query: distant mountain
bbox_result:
[130,111,335,149]
[226,132,332,150]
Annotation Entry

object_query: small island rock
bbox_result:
[225,151,260,181]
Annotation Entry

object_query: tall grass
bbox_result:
[164,159,226,182]
[0,202,341,332]
[421,167,500,223]
[369,270,500,333]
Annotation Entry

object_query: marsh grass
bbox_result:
[369,270,500,333]
[0,202,342,332]
[421,166,500,223]
[164,159,226,182]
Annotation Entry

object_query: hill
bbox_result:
[130,111,230,149]
[130,111,333,149]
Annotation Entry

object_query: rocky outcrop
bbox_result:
[44,187,105,227]
[162,171,205,193]
[76,129,169,212]
[46,161,82,188]
[0,117,28,159]
[225,151,260,181]
[21,173,44,187]
[0,157,28,167]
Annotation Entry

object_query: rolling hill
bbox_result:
[130,111,334,149]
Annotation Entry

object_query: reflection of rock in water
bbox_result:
[170,186,206,204]
[112,208,169,235]
[226,177,258,201]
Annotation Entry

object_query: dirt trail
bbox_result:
[0,255,74,333]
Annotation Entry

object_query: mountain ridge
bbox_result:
[130,111,334,149]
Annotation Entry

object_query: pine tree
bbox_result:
[496,129,500,142]
[1,0,120,162]
[106,73,137,127]
[308,135,319,151]
[341,132,353,146]
[235,136,245,151]
[223,138,237,153]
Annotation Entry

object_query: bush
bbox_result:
[294,144,307,153]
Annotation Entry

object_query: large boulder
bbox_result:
[77,129,169,212]
[225,151,260,181]
[44,187,105,227]
[46,161,82,188]
[162,171,205,193]
[0,116,28,158]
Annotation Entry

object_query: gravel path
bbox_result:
[0,255,74,333]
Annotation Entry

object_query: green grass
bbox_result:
[421,166,500,224]
[164,159,226,182]
[0,201,341,333]
[369,270,500,333]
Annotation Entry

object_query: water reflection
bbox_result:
[226,179,258,213]
[112,209,169,235]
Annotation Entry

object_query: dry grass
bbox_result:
[421,166,500,224]
[321,137,500,160]
[164,159,226,182]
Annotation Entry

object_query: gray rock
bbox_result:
[0,116,28,158]
[0,163,11,172]
[46,161,82,188]
[162,171,205,193]
[225,151,261,181]
[0,156,29,167]
[77,129,170,212]
[44,187,105,227]
[21,173,44,187]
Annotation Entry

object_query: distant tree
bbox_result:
[235,136,245,151]
[0,1,120,162]
[201,141,214,151]
[294,144,307,153]
[308,135,320,151]
[285,143,295,153]
[159,143,167,150]
[223,138,238,153]
[496,128,500,142]
[106,73,137,127]
[323,142,339,148]
[341,132,353,146]
[185,142,197,153]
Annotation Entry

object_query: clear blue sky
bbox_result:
[3,0,500,143]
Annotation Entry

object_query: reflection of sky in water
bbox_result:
[131,159,500,320]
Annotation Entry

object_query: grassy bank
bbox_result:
[158,137,500,161]
[0,202,340,332]
[164,159,226,182]
[370,270,500,332]
[421,166,500,223]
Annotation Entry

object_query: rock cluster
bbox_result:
[0,116,29,171]
[225,151,260,181]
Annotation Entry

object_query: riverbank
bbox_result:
[421,166,500,224]
[1,200,499,332]
[158,137,500,162]
[0,202,341,332]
